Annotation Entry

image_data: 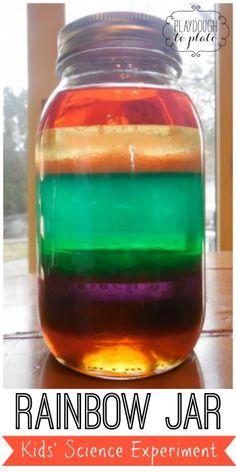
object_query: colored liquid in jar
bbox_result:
[37,87,204,378]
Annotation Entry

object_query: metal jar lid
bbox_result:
[56,11,182,78]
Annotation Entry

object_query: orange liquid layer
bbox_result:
[43,326,202,378]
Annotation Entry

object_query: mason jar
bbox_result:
[36,11,205,379]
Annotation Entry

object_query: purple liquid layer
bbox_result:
[39,269,203,338]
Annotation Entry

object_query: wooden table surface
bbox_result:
[4,252,232,389]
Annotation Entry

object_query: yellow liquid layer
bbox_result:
[36,124,201,174]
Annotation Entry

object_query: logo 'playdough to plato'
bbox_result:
[162,5,229,57]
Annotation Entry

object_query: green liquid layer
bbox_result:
[37,172,204,277]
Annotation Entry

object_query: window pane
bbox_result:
[66,1,217,252]
[178,52,216,252]
[3,4,28,263]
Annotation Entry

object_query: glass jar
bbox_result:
[36,12,205,380]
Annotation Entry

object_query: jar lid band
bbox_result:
[56,11,182,78]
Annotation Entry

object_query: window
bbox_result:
[178,52,216,252]
[21,3,232,271]
[3,3,28,263]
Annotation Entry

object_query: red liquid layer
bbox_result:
[40,86,198,130]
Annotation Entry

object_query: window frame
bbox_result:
[27,3,65,272]
[216,3,233,250]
